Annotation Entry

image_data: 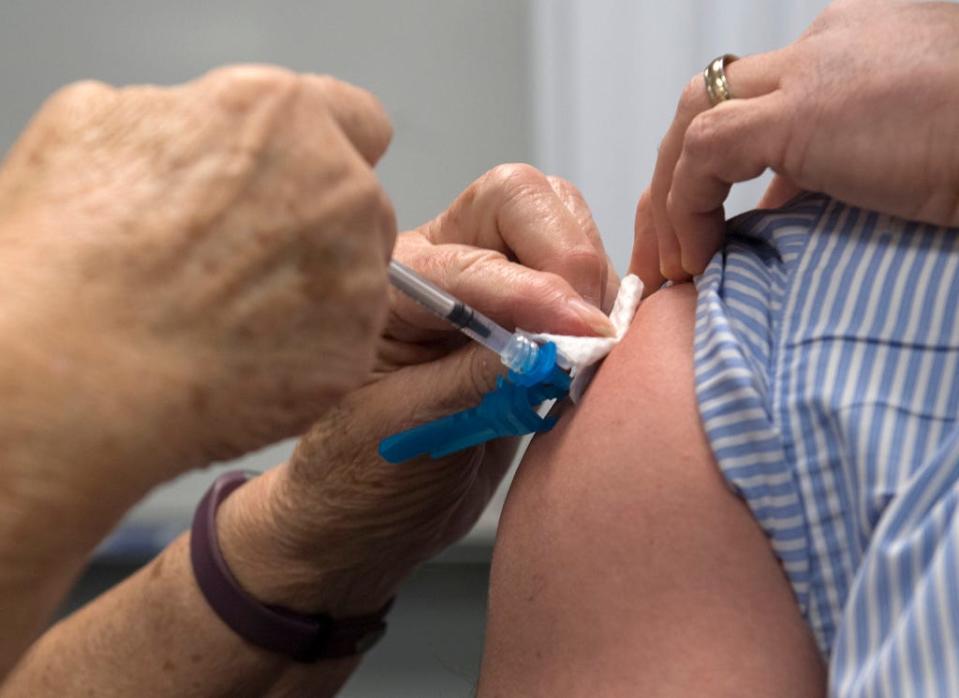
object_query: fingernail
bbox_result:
[569,298,615,337]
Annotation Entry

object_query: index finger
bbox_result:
[669,91,791,273]
[650,52,783,279]
[392,238,615,338]
[546,176,621,313]
[425,164,608,309]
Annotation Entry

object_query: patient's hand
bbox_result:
[633,0,959,287]
[479,284,825,697]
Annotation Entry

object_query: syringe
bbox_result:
[388,260,570,374]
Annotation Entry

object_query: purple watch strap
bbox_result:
[189,470,392,662]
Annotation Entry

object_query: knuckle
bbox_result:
[466,349,499,398]
[351,168,388,209]
[665,188,697,228]
[563,244,605,277]
[43,80,116,122]
[211,63,297,88]
[204,64,300,111]
[547,175,586,205]
[443,247,508,299]
[303,73,356,109]
[635,188,653,220]
[49,79,114,107]
[526,271,569,306]
[427,348,499,416]
[665,189,683,221]
[305,72,341,92]
[682,110,723,162]
[307,75,392,135]
[545,174,573,192]
[483,162,547,194]
[362,89,392,134]
[310,73,370,105]
[677,75,707,119]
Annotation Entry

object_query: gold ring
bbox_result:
[703,54,739,106]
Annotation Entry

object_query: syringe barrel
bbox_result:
[388,260,544,374]
[388,260,457,318]
[456,306,512,354]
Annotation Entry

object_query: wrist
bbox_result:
[0,456,124,579]
[0,343,148,560]
[0,249,204,496]
[216,467,408,617]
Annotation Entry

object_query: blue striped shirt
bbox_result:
[694,194,959,696]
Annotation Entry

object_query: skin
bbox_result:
[0,65,399,677]
[217,165,618,618]
[0,65,399,496]
[0,163,617,695]
[479,285,826,697]
[480,3,959,692]
[632,0,959,288]
[8,0,954,690]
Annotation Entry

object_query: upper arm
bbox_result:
[478,283,824,697]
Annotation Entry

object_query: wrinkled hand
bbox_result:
[0,66,395,502]
[220,164,618,614]
[632,0,959,288]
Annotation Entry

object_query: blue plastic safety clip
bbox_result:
[379,342,571,464]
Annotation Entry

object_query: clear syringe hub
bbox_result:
[499,333,542,374]
[452,304,537,373]
[459,321,541,374]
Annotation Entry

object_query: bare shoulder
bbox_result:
[478,283,824,697]
[533,282,707,486]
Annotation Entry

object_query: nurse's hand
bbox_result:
[217,164,618,614]
[631,0,959,288]
[0,66,395,519]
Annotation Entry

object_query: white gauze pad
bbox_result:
[521,274,643,402]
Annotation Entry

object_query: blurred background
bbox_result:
[0,1,828,695]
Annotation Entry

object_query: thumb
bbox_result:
[289,344,503,479]
[379,344,519,495]
[379,344,505,435]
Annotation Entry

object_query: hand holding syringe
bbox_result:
[383,259,575,463]
[388,260,573,374]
